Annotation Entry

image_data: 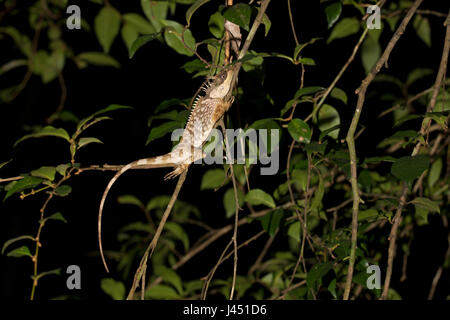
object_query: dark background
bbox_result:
[0,0,448,299]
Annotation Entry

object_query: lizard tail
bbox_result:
[98,155,176,272]
[98,160,139,273]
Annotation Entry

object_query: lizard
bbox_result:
[98,64,238,272]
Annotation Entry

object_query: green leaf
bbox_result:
[34,268,61,281]
[307,262,333,289]
[146,121,182,145]
[4,176,43,201]
[413,15,431,47]
[15,126,70,146]
[54,185,72,197]
[311,173,324,213]
[129,33,161,58]
[330,87,347,104]
[77,52,120,68]
[293,38,321,62]
[327,17,360,43]
[141,0,169,32]
[410,197,440,214]
[186,0,211,26]
[77,104,133,131]
[317,104,340,139]
[328,278,337,299]
[325,2,342,29]
[223,3,252,31]
[2,235,34,255]
[358,209,378,221]
[361,32,381,74]
[406,68,434,86]
[121,23,139,51]
[245,189,276,208]
[200,169,226,190]
[94,6,121,53]
[258,209,283,236]
[287,221,301,242]
[117,194,144,207]
[154,266,183,295]
[163,20,196,56]
[391,155,429,183]
[223,188,245,218]
[299,57,315,66]
[123,13,155,34]
[165,222,189,252]
[77,137,103,150]
[288,119,311,143]
[208,11,225,38]
[428,157,442,188]
[294,86,325,99]
[30,166,56,181]
[0,27,32,57]
[101,278,125,300]
[145,284,180,299]
[261,12,271,36]
[45,212,67,223]
[6,245,32,258]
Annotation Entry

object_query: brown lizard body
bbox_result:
[98,66,237,272]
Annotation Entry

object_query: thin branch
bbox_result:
[127,169,188,300]
[343,0,424,300]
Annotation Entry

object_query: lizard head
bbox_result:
[208,66,236,99]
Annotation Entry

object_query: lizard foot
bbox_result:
[164,164,188,180]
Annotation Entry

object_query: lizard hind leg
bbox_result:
[164,164,189,180]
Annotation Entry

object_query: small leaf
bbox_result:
[186,0,211,26]
[77,137,103,150]
[258,209,284,236]
[154,266,183,295]
[328,278,337,299]
[117,195,144,208]
[330,87,347,104]
[428,157,442,188]
[6,245,32,258]
[327,17,360,43]
[4,176,43,201]
[0,159,12,170]
[56,164,71,176]
[288,119,311,143]
[145,284,180,300]
[123,13,155,34]
[245,189,276,208]
[46,212,67,223]
[146,121,182,145]
[287,221,301,242]
[77,52,120,68]
[163,21,195,56]
[317,104,340,139]
[129,33,161,58]
[94,6,121,53]
[299,57,315,65]
[410,197,440,214]
[30,166,56,181]
[165,222,189,252]
[2,235,34,255]
[14,126,70,146]
[361,33,381,74]
[101,278,125,300]
[391,155,429,183]
[223,188,245,218]
[413,15,431,47]
[307,262,334,289]
[200,169,226,190]
[294,86,325,99]
[54,185,72,197]
[260,12,271,37]
[325,2,342,29]
[34,268,61,281]
[358,209,378,221]
[223,3,252,31]
[208,11,225,38]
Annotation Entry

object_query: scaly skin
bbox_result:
[98,65,237,272]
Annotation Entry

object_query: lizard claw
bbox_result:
[164,164,188,180]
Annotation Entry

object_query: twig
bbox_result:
[127,170,188,300]
[0,176,24,183]
[343,0,424,300]
[287,0,299,46]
